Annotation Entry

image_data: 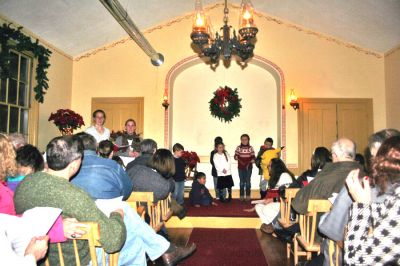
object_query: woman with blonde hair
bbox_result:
[0,133,17,215]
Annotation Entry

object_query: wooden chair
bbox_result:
[126,191,154,220]
[293,199,332,265]
[45,222,119,266]
[328,239,340,266]
[277,188,300,260]
[127,192,172,232]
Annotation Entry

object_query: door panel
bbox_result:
[337,102,373,155]
[299,102,337,171]
[298,99,373,173]
[91,98,144,134]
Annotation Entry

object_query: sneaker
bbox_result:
[260,223,274,234]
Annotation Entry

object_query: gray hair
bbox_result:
[140,139,157,154]
[331,138,356,161]
[368,128,400,151]
[8,133,27,149]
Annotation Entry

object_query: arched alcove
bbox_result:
[164,55,286,161]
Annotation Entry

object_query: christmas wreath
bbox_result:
[209,86,242,123]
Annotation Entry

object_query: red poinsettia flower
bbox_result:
[48,109,85,131]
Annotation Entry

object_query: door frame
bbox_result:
[297,98,373,172]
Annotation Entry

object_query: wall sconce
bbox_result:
[162,95,169,110]
[289,89,299,110]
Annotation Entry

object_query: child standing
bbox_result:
[213,142,234,202]
[172,143,186,205]
[234,134,255,201]
[189,172,217,207]
[260,138,283,192]
[210,136,224,200]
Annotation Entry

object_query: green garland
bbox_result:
[209,86,242,123]
[0,23,51,103]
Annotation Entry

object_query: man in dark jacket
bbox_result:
[292,138,364,214]
[125,139,157,171]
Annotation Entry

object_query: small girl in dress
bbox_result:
[213,142,234,202]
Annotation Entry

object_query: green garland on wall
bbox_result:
[0,23,51,103]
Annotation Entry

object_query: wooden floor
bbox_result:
[158,228,293,266]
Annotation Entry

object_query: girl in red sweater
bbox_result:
[234,134,255,201]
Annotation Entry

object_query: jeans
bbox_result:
[213,176,226,199]
[96,202,170,265]
[238,168,252,197]
[173,181,185,205]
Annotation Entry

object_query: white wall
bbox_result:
[172,62,278,189]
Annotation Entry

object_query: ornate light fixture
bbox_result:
[190,0,258,64]
[289,89,300,110]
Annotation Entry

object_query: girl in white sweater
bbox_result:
[213,143,234,202]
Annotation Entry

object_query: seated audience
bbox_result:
[98,139,114,158]
[245,158,295,234]
[292,146,331,188]
[345,135,400,265]
[126,138,157,171]
[189,172,217,207]
[71,133,133,200]
[292,138,364,214]
[317,129,400,266]
[71,133,196,265]
[127,148,175,202]
[0,133,18,215]
[115,119,142,157]
[14,136,126,265]
[7,145,44,192]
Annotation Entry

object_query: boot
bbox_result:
[162,243,197,266]
[227,188,232,202]
[219,189,226,203]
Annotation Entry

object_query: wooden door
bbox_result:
[91,97,144,134]
[298,98,373,172]
[337,101,373,155]
[298,101,337,171]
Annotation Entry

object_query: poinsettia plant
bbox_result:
[48,109,85,133]
[181,151,200,168]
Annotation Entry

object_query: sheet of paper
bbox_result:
[0,207,62,256]
[95,196,124,217]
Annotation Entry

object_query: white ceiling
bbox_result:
[0,0,399,57]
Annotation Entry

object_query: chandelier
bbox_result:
[190,0,258,64]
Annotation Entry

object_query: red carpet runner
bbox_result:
[182,228,267,266]
[185,199,258,218]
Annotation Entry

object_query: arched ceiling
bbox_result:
[0,0,399,57]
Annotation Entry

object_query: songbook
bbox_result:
[0,207,62,256]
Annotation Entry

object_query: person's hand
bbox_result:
[222,169,227,174]
[250,159,255,163]
[128,151,140,158]
[112,208,125,219]
[194,204,201,208]
[24,235,49,261]
[345,169,371,204]
[212,202,218,206]
[63,218,89,239]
